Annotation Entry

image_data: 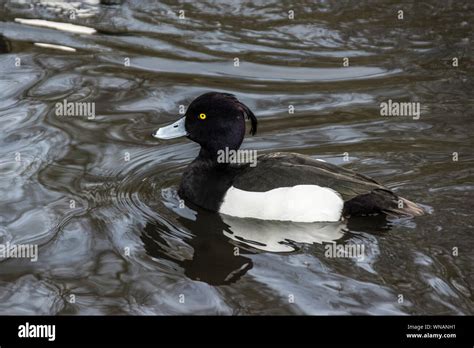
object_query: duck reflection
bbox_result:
[221,215,347,253]
[141,210,254,285]
[141,200,354,285]
[0,35,11,54]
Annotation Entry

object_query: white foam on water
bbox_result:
[34,43,76,52]
[15,18,96,35]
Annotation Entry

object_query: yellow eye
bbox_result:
[199,113,206,120]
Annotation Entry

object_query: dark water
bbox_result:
[0,0,473,315]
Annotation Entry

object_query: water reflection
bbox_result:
[141,211,255,286]
[142,193,391,285]
[0,0,472,315]
[221,215,347,253]
[0,34,11,53]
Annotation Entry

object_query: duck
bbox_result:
[153,92,424,223]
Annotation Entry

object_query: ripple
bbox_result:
[0,0,472,315]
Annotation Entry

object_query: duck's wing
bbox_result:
[233,152,384,198]
[232,152,423,217]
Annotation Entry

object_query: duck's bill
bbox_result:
[153,117,187,139]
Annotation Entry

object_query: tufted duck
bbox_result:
[153,92,424,222]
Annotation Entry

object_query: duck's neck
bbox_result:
[197,146,239,166]
[179,147,243,212]
[196,131,244,163]
[198,147,218,161]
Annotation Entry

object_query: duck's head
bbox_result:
[153,92,257,157]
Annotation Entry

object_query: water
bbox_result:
[0,0,473,315]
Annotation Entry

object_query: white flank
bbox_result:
[219,184,344,222]
[34,43,76,52]
[15,18,96,35]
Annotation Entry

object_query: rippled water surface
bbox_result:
[0,0,473,315]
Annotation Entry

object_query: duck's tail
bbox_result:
[343,189,425,218]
